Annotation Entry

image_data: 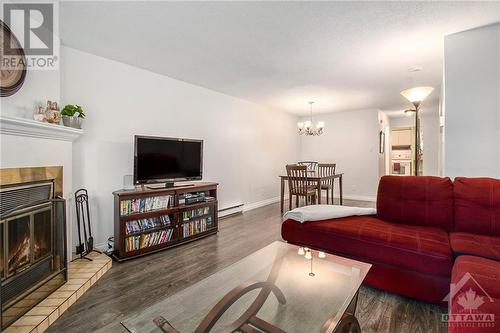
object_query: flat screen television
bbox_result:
[134,135,203,186]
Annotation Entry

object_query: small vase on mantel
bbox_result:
[62,115,83,129]
[61,104,85,129]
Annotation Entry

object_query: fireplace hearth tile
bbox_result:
[2,325,36,333]
[10,315,45,327]
[25,306,56,317]
[54,284,80,292]
[47,291,74,299]
[47,309,59,326]
[4,253,111,333]
[68,271,94,279]
[64,278,87,285]
[57,301,68,314]
[37,297,66,308]
[76,287,84,299]
[67,293,77,307]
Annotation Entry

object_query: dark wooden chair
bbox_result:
[297,161,318,176]
[286,164,317,211]
[318,163,336,205]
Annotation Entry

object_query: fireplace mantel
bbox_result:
[0,115,83,141]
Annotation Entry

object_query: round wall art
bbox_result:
[0,20,27,97]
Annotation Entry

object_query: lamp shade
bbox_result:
[400,86,434,104]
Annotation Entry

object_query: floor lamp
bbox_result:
[400,86,434,176]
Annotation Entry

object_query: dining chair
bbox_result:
[297,161,318,176]
[286,164,317,210]
[318,163,336,204]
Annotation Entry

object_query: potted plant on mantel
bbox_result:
[61,104,85,129]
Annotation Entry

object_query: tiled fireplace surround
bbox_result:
[0,116,111,332]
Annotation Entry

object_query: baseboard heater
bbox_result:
[219,203,244,218]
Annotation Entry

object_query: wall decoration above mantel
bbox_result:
[0,20,27,97]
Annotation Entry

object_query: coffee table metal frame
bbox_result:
[153,250,362,333]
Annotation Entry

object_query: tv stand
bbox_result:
[113,182,218,261]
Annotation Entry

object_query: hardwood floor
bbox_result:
[47,199,446,333]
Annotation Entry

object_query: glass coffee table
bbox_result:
[122,241,371,333]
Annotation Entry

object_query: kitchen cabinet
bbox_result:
[391,128,412,147]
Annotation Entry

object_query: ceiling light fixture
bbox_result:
[297,101,324,136]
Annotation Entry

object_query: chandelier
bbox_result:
[297,101,324,136]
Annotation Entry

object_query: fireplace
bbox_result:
[0,167,67,329]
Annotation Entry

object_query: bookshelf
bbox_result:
[112,182,218,261]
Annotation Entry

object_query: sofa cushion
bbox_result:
[454,177,500,236]
[449,256,500,333]
[449,232,500,261]
[376,175,454,231]
[281,215,453,277]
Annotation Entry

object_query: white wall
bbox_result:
[0,69,60,118]
[444,23,500,178]
[299,109,380,201]
[421,113,441,176]
[61,46,300,248]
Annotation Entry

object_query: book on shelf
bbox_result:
[183,216,213,238]
[125,215,172,235]
[182,206,211,221]
[120,195,173,216]
[125,228,174,252]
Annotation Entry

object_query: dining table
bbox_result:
[279,173,344,214]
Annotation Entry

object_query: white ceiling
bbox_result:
[59,1,500,115]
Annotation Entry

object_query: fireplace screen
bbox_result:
[1,179,67,330]
[33,208,52,261]
[5,206,53,277]
[0,226,3,279]
[7,215,31,276]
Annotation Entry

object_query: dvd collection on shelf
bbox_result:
[120,195,173,216]
[182,206,211,222]
[183,216,214,238]
[125,228,174,252]
[125,215,172,235]
[179,192,205,205]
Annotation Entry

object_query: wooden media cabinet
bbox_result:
[112,182,218,261]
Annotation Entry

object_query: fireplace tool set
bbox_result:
[74,188,101,261]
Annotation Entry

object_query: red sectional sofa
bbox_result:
[281,176,500,329]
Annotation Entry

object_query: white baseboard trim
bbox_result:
[242,196,282,212]
[219,204,244,218]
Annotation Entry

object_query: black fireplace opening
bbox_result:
[1,180,67,329]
